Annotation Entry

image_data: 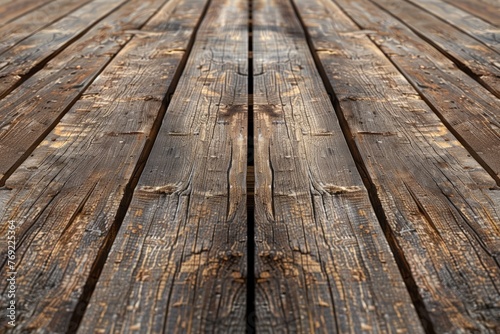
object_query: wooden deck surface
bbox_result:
[0,0,498,332]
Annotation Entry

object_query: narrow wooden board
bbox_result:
[0,0,54,27]
[295,0,500,332]
[0,0,93,55]
[0,0,206,331]
[253,0,423,332]
[370,0,500,98]
[441,0,500,26]
[0,0,127,98]
[407,0,500,53]
[0,0,168,185]
[332,0,500,182]
[78,0,248,332]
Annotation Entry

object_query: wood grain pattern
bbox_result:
[0,0,127,98]
[332,0,500,182]
[295,0,500,332]
[370,0,500,98]
[441,0,500,26]
[407,0,500,53]
[0,0,93,55]
[0,0,205,331]
[0,0,168,185]
[78,0,248,332]
[253,0,423,332]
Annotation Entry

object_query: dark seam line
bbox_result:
[246,0,256,332]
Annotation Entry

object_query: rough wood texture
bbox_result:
[441,0,500,26]
[253,0,423,332]
[295,0,500,332]
[0,0,168,185]
[408,0,500,53]
[0,0,93,55]
[1,0,499,332]
[78,0,248,332]
[370,0,500,98]
[0,0,127,98]
[0,0,205,331]
[333,0,500,182]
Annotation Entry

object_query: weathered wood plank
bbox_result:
[407,0,500,53]
[296,0,500,332]
[332,0,500,182]
[0,0,93,55]
[0,0,54,27]
[253,0,423,332]
[441,0,500,26]
[370,0,500,98]
[0,0,127,98]
[0,0,168,185]
[78,0,247,332]
[0,0,206,331]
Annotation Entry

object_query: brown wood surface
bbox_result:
[78,0,248,332]
[441,0,500,26]
[0,0,93,55]
[295,0,500,332]
[369,0,500,98]
[332,0,500,183]
[407,0,500,53]
[0,0,54,27]
[0,0,168,185]
[0,0,206,331]
[1,0,499,332]
[253,0,423,332]
[0,0,127,98]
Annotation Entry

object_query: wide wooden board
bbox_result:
[295,0,500,331]
[0,0,206,331]
[253,0,423,332]
[78,0,248,332]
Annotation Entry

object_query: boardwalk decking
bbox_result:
[0,0,499,332]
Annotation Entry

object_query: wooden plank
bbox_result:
[0,0,168,185]
[332,0,500,183]
[0,0,94,55]
[441,0,500,26]
[407,0,500,53]
[0,0,54,27]
[0,0,128,98]
[78,0,247,332]
[370,0,500,98]
[253,0,423,332]
[296,0,500,332]
[0,0,206,331]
